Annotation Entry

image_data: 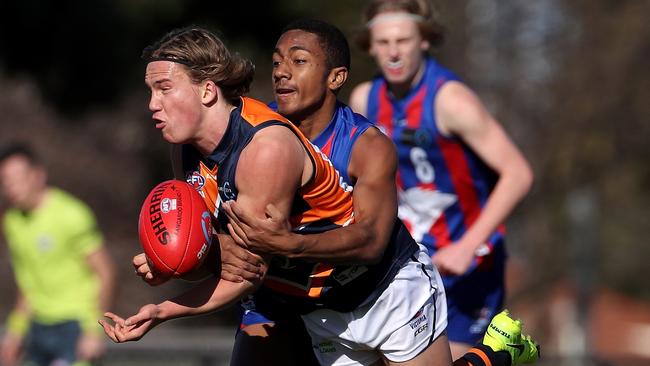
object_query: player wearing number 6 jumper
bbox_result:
[349,0,534,359]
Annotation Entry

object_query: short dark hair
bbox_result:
[0,143,39,165]
[281,19,351,71]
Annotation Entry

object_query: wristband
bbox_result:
[6,311,29,337]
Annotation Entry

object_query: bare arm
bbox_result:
[4,290,30,334]
[294,127,398,263]
[86,246,115,314]
[224,126,398,265]
[234,124,308,228]
[148,271,257,320]
[138,238,266,322]
[100,125,306,342]
[100,274,257,343]
[130,139,270,286]
[181,125,305,287]
[78,246,116,360]
[166,143,264,283]
[1,290,30,365]
[433,81,534,274]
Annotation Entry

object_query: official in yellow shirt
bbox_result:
[0,144,115,366]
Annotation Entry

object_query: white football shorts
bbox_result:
[301,244,448,366]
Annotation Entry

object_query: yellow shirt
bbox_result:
[3,188,103,334]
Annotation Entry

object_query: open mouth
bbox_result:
[275,87,296,96]
[387,60,404,69]
[153,118,166,129]
[385,60,404,75]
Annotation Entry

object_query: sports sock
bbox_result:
[454,344,512,366]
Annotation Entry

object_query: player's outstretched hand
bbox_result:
[222,200,293,256]
[98,305,161,343]
[133,253,171,286]
[99,312,129,343]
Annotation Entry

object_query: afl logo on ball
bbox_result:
[187,171,205,189]
[160,198,177,213]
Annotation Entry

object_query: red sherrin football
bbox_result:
[138,180,212,277]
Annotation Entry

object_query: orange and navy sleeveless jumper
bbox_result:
[182,97,417,314]
[367,57,506,343]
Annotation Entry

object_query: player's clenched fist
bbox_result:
[132,253,170,286]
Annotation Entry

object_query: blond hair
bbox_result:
[143,27,254,104]
[355,0,445,51]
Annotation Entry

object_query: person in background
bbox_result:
[349,0,534,359]
[0,143,115,366]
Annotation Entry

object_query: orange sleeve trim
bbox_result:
[467,347,492,366]
[240,97,291,126]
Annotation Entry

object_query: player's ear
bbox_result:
[328,66,348,92]
[200,80,219,105]
[420,39,430,52]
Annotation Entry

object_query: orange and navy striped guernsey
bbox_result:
[184,97,354,230]
[182,97,416,313]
